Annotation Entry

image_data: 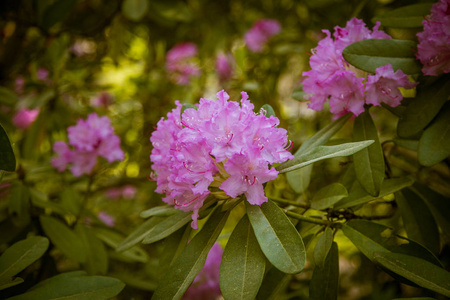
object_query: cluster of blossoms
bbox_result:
[52,113,124,177]
[244,19,281,52]
[302,18,417,117]
[166,42,201,85]
[183,243,223,300]
[150,90,293,228]
[416,0,450,76]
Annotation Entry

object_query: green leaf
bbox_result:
[8,182,31,228]
[0,123,16,172]
[0,236,49,287]
[41,0,78,30]
[394,139,419,151]
[142,210,192,244]
[392,298,436,300]
[291,84,308,101]
[277,141,374,173]
[8,271,125,300]
[75,225,108,275]
[255,267,290,300]
[418,102,450,166]
[310,242,339,300]
[396,190,440,255]
[310,183,348,210]
[151,0,192,22]
[373,3,434,28]
[116,216,164,252]
[314,227,333,268]
[286,164,313,194]
[152,207,229,300]
[59,187,82,216]
[334,177,414,209]
[158,225,191,276]
[246,200,305,274]
[93,228,148,263]
[220,215,265,300]
[122,0,149,21]
[0,277,24,291]
[180,103,198,118]
[373,252,450,297]
[342,39,421,75]
[39,215,86,263]
[397,75,450,138]
[353,111,385,196]
[261,104,276,118]
[0,87,19,106]
[140,206,177,218]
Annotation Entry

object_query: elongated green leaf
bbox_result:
[373,3,434,28]
[116,216,164,252]
[152,207,229,300]
[151,0,192,22]
[310,242,339,300]
[0,123,16,172]
[255,267,290,300]
[287,164,312,194]
[159,225,191,276]
[396,190,440,255]
[93,227,149,263]
[373,252,450,297]
[0,277,24,291]
[0,236,48,286]
[220,215,265,300]
[75,225,108,275]
[140,205,177,218]
[353,112,385,196]
[142,210,192,244]
[261,104,276,118]
[334,177,413,209]
[418,102,450,166]
[8,271,125,300]
[0,87,19,106]
[311,183,348,210]
[394,139,419,151]
[8,182,31,228]
[398,75,450,137]
[246,200,305,274]
[122,0,149,21]
[277,141,374,173]
[342,39,421,75]
[314,227,333,268]
[39,215,86,263]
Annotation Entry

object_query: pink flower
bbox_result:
[416,0,450,76]
[150,90,293,229]
[244,19,281,52]
[183,243,223,300]
[13,108,39,129]
[91,92,113,108]
[98,211,115,227]
[166,42,201,85]
[216,52,234,82]
[37,68,49,81]
[105,185,137,200]
[15,76,25,94]
[302,18,416,117]
[51,113,124,177]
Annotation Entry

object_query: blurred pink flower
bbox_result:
[166,42,201,85]
[183,243,223,300]
[98,211,115,227]
[52,113,124,177]
[416,0,450,76]
[105,185,137,200]
[37,68,49,81]
[13,108,39,129]
[244,19,281,52]
[91,92,113,108]
[215,52,234,82]
[15,76,25,94]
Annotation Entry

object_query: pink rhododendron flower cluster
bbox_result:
[166,42,201,85]
[302,18,417,117]
[13,108,39,129]
[183,243,223,300]
[52,113,124,177]
[215,52,235,82]
[98,211,115,227]
[244,19,281,52]
[416,0,450,76]
[150,90,293,229]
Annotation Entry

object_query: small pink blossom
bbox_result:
[166,42,201,85]
[150,90,293,229]
[216,52,234,82]
[91,92,113,108]
[98,211,115,227]
[52,113,124,177]
[244,19,281,52]
[416,0,450,76]
[105,185,137,200]
[37,68,50,81]
[183,243,223,300]
[15,76,25,94]
[13,108,39,129]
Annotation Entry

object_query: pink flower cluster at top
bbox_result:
[52,113,124,177]
[183,243,223,300]
[13,108,39,129]
[166,42,201,85]
[416,0,450,76]
[302,18,417,117]
[244,19,281,52]
[215,52,235,83]
[150,90,293,229]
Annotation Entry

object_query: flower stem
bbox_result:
[284,210,330,226]
[270,196,309,209]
